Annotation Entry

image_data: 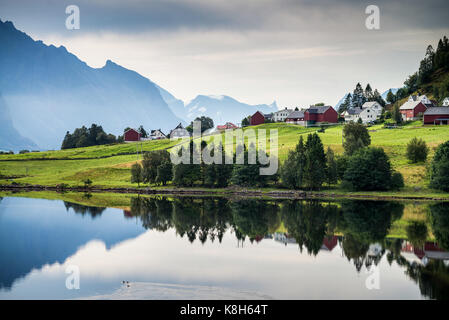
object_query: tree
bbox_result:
[172,141,202,187]
[61,124,117,149]
[304,133,327,190]
[186,116,214,133]
[343,122,371,156]
[241,116,250,126]
[390,171,405,190]
[83,178,93,189]
[391,103,403,124]
[138,125,148,138]
[339,93,352,113]
[343,147,393,191]
[351,83,365,108]
[131,163,143,187]
[429,141,449,191]
[231,143,272,187]
[406,137,429,163]
[280,136,306,189]
[156,161,173,185]
[386,90,396,104]
[364,83,373,100]
[141,150,171,184]
[326,147,338,186]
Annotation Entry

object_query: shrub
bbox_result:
[406,137,429,163]
[131,163,143,187]
[343,122,371,156]
[429,141,449,191]
[343,147,393,191]
[390,171,404,190]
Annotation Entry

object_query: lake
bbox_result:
[0,194,448,300]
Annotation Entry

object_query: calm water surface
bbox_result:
[0,195,448,300]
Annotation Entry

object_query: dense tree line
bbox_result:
[387,36,449,104]
[61,124,120,149]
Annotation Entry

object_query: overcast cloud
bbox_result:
[1,0,449,107]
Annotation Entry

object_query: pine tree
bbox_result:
[326,147,338,186]
[304,133,327,190]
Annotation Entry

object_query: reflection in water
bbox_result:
[0,195,448,299]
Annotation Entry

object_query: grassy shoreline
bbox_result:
[1,122,449,199]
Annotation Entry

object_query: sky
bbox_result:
[1,0,449,108]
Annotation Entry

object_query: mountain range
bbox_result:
[0,20,276,151]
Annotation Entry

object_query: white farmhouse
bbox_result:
[343,101,382,124]
[442,97,449,106]
[169,123,190,139]
[150,129,167,140]
[408,94,432,105]
[273,107,293,122]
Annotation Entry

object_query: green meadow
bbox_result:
[1,121,449,199]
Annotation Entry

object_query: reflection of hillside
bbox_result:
[0,198,144,290]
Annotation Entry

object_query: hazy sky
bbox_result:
[1,0,449,107]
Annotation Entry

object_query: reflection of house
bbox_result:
[321,236,338,251]
[401,241,449,266]
[399,101,427,121]
[273,108,293,122]
[273,232,297,245]
[150,129,166,140]
[169,123,190,138]
[423,107,449,125]
[124,128,141,142]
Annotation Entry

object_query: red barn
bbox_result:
[423,107,449,125]
[304,106,338,126]
[399,101,427,121]
[250,111,265,125]
[124,128,141,142]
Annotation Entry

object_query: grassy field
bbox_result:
[1,121,449,198]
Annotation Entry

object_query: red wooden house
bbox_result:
[399,101,427,121]
[304,106,338,126]
[124,128,141,142]
[250,111,266,125]
[217,122,238,131]
[423,107,449,125]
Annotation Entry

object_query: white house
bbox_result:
[273,108,293,122]
[343,101,382,124]
[150,129,166,140]
[169,123,190,139]
[408,94,431,105]
[442,97,449,106]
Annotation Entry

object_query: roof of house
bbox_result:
[409,94,428,102]
[286,110,305,119]
[151,129,166,135]
[362,101,381,108]
[274,108,293,114]
[424,106,449,115]
[124,128,139,134]
[345,108,363,115]
[399,101,424,110]
[306,106,333,114]
[173,122,184,129]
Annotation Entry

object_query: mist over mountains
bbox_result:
[0,19,280,151]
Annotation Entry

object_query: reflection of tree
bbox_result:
[63,201,106,218]
[230,200,279,242]
[130,197,173,231]
[281,201,339,256]
[429,203,449,250]
[406,221,428,248]
[338,200,404,271]
[404,259,449,300]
